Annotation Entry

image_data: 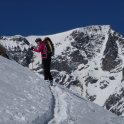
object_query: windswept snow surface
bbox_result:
[0,56,53,124]
[0,56,124,124]
[48,83,124,124]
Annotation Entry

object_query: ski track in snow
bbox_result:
[36,73,71,124]
[46,86,56,124]
[48,84,74,124]
[46,82,124,124]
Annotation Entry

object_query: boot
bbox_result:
[50,80,53,86]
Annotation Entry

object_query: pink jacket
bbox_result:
[33,42,47,59]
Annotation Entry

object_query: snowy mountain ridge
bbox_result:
[0,56,123,124]
[1,25,124,117]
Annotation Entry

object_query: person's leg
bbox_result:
[42,59,49,80]
[47,56,53,81]
[42,56,53,86]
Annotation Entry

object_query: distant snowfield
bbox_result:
[0,56,124,124]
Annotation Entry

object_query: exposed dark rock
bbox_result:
[102,34,120,71]
[7,47,33,67]
[109,76,115,80]
[104,88,124,116]
[100,80,109,89]
[85,76,98,86]
[88,95,96,101]
[11,37,30,45]
[0,44,9,59]
[70,50,88,64]
[52,59,72,74]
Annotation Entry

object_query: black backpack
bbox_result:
[44,37,54,56]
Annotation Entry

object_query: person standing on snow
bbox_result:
[31,37,54,86]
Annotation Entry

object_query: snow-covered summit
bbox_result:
[0,56,124,124]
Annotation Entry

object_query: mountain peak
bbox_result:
[1,25,124,117]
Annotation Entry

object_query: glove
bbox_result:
[30,46,34,50]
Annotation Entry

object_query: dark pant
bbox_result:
[42,55,53,80]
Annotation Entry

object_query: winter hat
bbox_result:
[35,38,42,43]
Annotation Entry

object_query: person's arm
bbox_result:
[33,45,42,52]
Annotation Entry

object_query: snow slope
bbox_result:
[0,56,124,124]
[0,56,53,124]
[49,84,124,124]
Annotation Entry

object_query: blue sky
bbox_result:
[0,0,123,36]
